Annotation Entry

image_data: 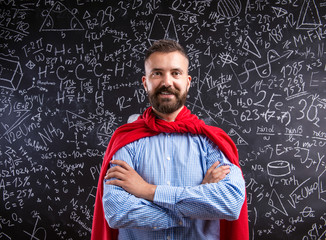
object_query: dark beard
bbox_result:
[148,86,187,114]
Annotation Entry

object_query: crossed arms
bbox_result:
[102,145,245,230]
[105,159,230,201]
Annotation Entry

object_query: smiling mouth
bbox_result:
[155,86,178,98]
[160,91,174,95]
[158,91,176,99]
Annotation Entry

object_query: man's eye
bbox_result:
[152,72,161,76]
[172,72,181,76]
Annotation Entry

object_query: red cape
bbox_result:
[91,107,249,240]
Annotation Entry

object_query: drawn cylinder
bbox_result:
[267,160,291,177]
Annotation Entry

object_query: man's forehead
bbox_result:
[144,51,189,69]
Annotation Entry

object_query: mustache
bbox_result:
[154,86,179,96]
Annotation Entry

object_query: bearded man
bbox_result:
[91,39,249,240]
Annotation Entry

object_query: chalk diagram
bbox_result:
[242,36,261,59]
[231,49,293,88]
[65,111,94,149]
[0,55,23,90]
[228,128,248,146]
[66,110,93,131]
[217,0,241,19]
[296,0,321,30]
[148,14,178,44]
[39,2,84,32]
[268,188,288,216]
[272,6,288,18]
[267,160,291,177]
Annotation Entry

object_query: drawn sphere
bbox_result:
[217,0,242,18]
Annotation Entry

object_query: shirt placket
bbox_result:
[165,133,173,240]
[164,133,173,186]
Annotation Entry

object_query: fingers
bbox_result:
[104,160,132,180]
[111,159,133,170]
[105,179,123,187]
[105,170,127,181]
[104,160,129,180]
[212,166,230,176]
[207,162,230,175]
[213,165,230,173]
[208,161,220,171]
[104,166,125,179]
[212,165,230,180]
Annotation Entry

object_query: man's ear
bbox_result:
[141,76,148,92]
[186,75,192,91]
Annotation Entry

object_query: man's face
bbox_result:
[142,51,191,114]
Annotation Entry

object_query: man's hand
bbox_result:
[202,161,230,184]
[105,160,157,201]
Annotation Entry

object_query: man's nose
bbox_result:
[161,73,173,87]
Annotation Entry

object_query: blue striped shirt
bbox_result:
[103,132,245,240]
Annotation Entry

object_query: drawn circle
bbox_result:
[217,0,241,19]
[267,160,290,177]
[219,53,234,65]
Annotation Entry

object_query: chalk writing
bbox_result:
[0,1,325,239]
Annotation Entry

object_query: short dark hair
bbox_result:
[145,39,189,62]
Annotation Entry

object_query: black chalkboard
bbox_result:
[1,1,326,239]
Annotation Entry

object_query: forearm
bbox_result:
[103,182,190,230]
[153,166,245,221]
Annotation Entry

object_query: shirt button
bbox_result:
[179,221,183,226]
[167,181,171,185]
[153,227,157,230]
[167,156,170,161]
[167,236,171,240]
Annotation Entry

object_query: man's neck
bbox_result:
[152,106,184,122]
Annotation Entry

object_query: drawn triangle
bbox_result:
[204,46,211,56]
[83,10,91,19]
[272,6,288,18]
[148,14,178,43]
[66,111,92,129]
[227,128,248,146]
[164,16,178,41]
[242,36,261,58]
[296,0,321,30]
[268,189,288,216]
[40,2,84,31]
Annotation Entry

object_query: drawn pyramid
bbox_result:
[40,2,84,31]
[268,189,288,216]
[228,128,248,146]
[272,6,288,18]
[148,14,178,44]
[296,0,321,30]
[66,111,92,129]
